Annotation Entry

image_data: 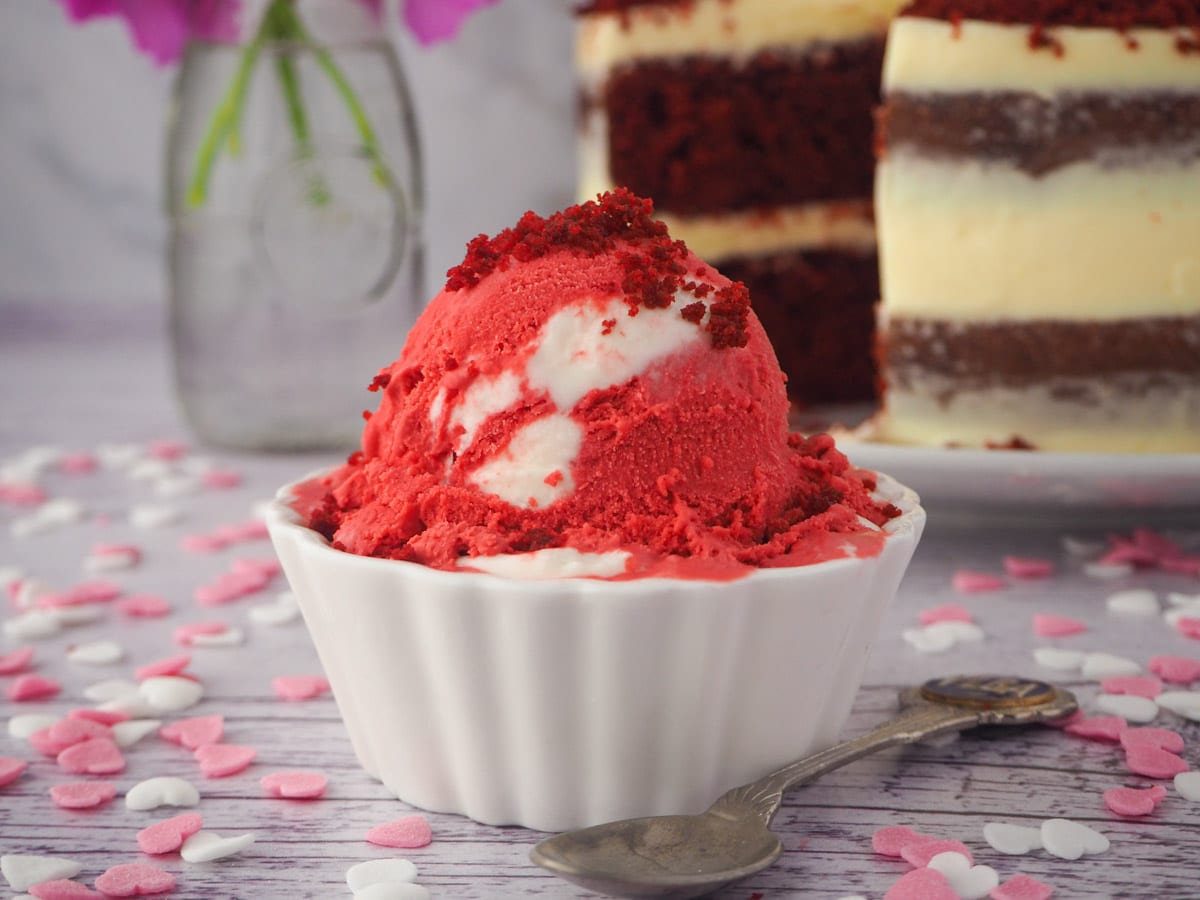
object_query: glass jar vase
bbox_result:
[166,5,423,451]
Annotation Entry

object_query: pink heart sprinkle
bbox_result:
[872,825,929,857]
[54,580,122,607]
[1161,555,1200,576]
[173,621,228,646]
[29,880,104,899]
[1004,556,1055,579]
[1032,613,1087,638]
[272,675,331,702]
[137,812,204,855]
[180,534,229,554]
[919,604,973,626]
[116,594,171,618]
[261,771,328,799]
[1121,727,1185,754]
[0,757,28,787]
[1065,716,1128,742]
[1149,655,1200,685]
[94,862,176,896]
[30,728,72,757]
[1103,785,1166,817]
[50,781,118,809]
[233,557,282,579]
[90,543,141,563]
[58,451,99,474]
[1100,675,1163,699]
[990,873,1055,900]
[38,719,114,756]
[0,482,47,505]
[899,837,974,868]
[1126,744,1190,779]
[57,738,125,775]
[1176,617,1200,640]
[202,468,242,489]
[146,439,187,460]
[8,673,62,702]
[135,654,192,681]
[883,866,959,900]
[195,743,257,778]
[68,709,130,726]
[951,570,1007,594]
[225,519,269,541]
[366,815,433,849]
[160,715,224,750]
[0,645,35,675]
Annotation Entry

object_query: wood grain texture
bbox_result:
[2,299,1199,898]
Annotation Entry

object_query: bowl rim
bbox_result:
[265,467,925,592]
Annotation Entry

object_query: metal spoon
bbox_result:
[531,674,1077,899]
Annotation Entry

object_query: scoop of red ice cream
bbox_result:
[305,189,897,578]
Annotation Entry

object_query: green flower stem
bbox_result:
[274,1,391,188]
[271,21,332,205]
[184,5,276,208]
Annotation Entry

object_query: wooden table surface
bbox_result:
[2,300,1198,899]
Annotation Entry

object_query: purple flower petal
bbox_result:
[403,0,498,46]
[357,0,386,23]
[113,0,190,66]
[187,0,241,45]
[56,0,121,22]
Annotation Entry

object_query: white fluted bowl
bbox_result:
[266,473,924,832]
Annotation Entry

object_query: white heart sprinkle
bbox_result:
[83,550,138,573]
[1033,647,1085,671]
[1165,606,1200,628]
[139,676,204,712]
[84,679,140,703]
[180,831,256,863]
[1080,652,1141,681]
[0,854,84,891]
[129,503,184,529]
[125,776,201,811]
[1083,562,1133,579]
[128,459,175,482]
[1167,592,1200,607]
[9,713,59,740]
[47,605,105,626]
[1105,589,1159,617]
[927,851,999,900]
[67,640,125,666]
[3,609,63,641]
[1175,772,1200,802]
[1041,818,1109,860]
[249,600,300,627]
[1062,536,1105,557]
[1095,693,1159,723]
[354,884,431,900]
[189,627,246,647]
[346,859,419,891]
[96,443,144,469]
[112,718,162,748]
[98,696,159,718]
[983,822,1043,856]
[12,578,51,610]
[10,515,53,539]
[903,626,956,654]
[154,474,203,498]
[935,621,984,643]
[39,499,87,525]
[1156,691,1200,722]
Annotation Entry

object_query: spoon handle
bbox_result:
[708,701,982,828]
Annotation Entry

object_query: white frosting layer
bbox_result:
[578,0,904,77]
[450,292,712,508]
[457,547,631,580]
[879,377,1200,453]
[876,153,1200,321]
[885,19,1200,96]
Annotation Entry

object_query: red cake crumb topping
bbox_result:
[444,188,750,349]
[902,0,1200,30]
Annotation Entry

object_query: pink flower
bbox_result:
[56,0,240,66]
[403,0,499,45]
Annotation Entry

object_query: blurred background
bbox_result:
[0,0,577,308]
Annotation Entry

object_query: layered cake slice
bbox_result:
[577,0,907,406]
[875,1,1200,452]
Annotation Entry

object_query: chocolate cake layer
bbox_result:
[883,316,1200,389]
[594,40,885,215]
[720,250,879,405]
[880,92,1200,175]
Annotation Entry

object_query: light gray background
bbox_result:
[0,0,577,307]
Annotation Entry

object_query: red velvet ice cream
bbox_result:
[305,189,898,578]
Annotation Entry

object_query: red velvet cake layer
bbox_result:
[595,40,886,216]
[720,250,879,405]
[900,0,1200,29]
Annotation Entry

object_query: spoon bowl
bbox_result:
[532,675,1077,899]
